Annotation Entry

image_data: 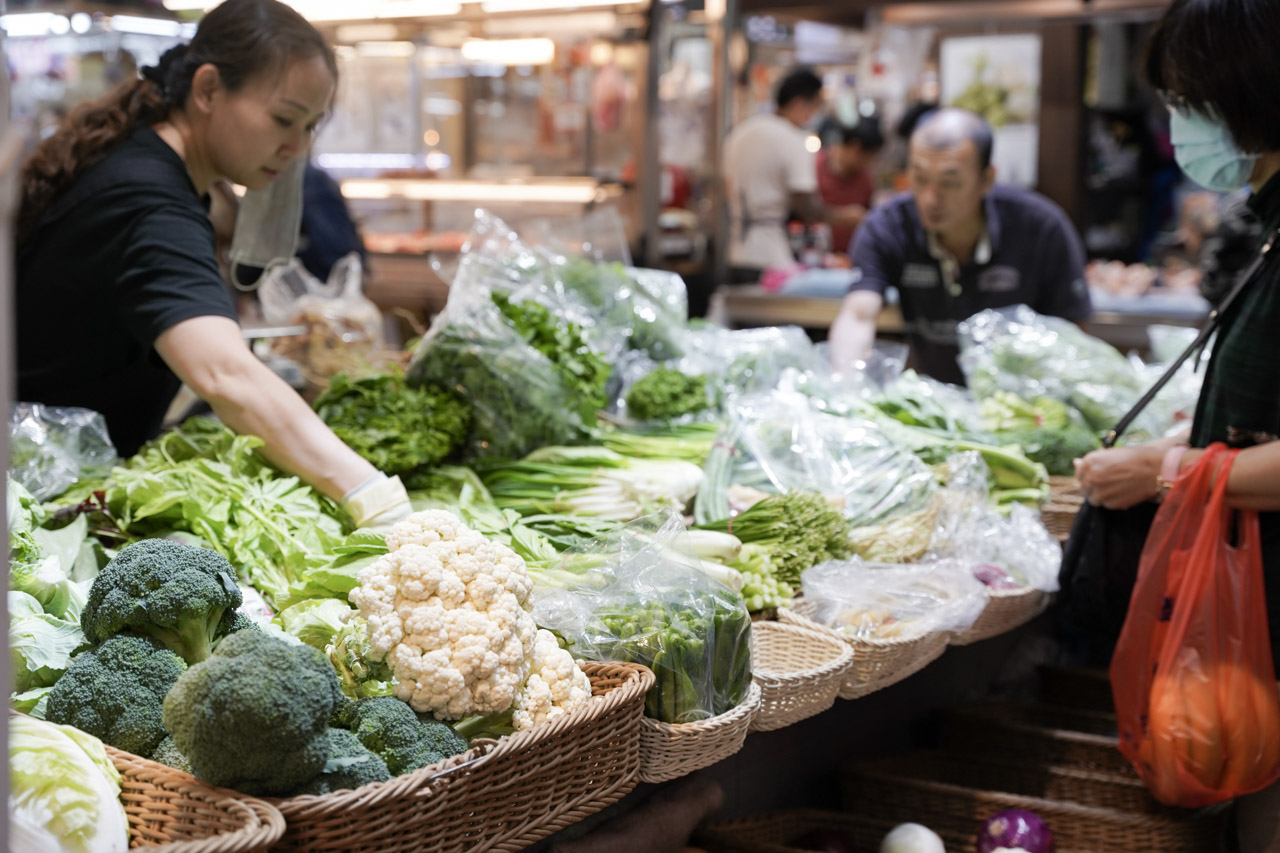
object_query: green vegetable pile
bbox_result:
[557,258,688,361]
[48,418,349,607]
[625,367,714,423]
[313,372,471,477]
[594,597,752,723]
[997,425,1102,477]
[408,290,611,459]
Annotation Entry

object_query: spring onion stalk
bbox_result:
[477,446,703,521]
[597,422,720,464]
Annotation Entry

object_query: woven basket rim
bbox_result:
[103,743,288,853]
[269,660,654,816]
[847,757,1179,826]
[750,619,855,682]
[640,680,762,735]
[781,601,949,650]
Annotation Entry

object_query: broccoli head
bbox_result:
[162,629,343,795]
[416,713,469,758]
[46,634,187,756]
[150,735,193,774]
[290,729,391,796]
[80,539,244,664]
[347,697,467,776]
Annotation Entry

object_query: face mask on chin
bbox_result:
[1170,106,1258,192]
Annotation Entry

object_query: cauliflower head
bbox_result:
[350,510,537,720]
[512,629,593,732]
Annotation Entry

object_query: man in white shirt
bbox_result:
[723,68,866,282]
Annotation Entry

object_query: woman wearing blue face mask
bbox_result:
[1075,0,1280,848]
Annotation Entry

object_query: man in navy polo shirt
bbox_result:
[829,108,1091,385]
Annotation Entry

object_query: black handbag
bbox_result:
[1056,227,1280,659]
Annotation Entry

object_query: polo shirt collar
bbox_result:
[921,192,999,266]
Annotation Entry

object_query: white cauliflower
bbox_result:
[350,510,537,720]
[512,629,593,731]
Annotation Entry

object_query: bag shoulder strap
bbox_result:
[1102,226,1280,448]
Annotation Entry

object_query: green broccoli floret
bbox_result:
[45,634,187,756]
[1001,425,1102,477]
[80,539,244,664]
[290,728,391,795]
[348,697,465,776]
[150,735,193,774]
[416,713,469,758]
[625,367,713,422]
[162,629,343,795]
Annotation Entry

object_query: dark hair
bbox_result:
[1145,0,1280,153]
[19,0,336,245]
[775,68,823,110]
[910,107,995,171]
[840,117,885,152]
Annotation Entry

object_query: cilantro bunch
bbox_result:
[625,367,714,423]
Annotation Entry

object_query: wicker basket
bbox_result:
[694,809,970,853]
[749,621,855,731]
[779,601,949,700]
[938,702,1136,779]
[844,752,1226,852]
[106,746,286,853]
[638,681,762,783]
[267,661,653,853]
[950,586,1051,646]
[1043,475,1085,541]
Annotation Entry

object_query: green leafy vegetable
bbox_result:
[313,372,472,476]
[625,367,715,422]
[997,425,1102,476]
[54,418,349,608]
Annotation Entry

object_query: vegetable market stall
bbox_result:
[7,210,1203,852]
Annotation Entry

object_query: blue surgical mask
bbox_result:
[1170,107,1258,192]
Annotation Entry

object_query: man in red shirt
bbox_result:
[817,119,885,255]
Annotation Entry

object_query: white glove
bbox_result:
[340,473,412,531]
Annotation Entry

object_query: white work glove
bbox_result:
[340,473,412,531]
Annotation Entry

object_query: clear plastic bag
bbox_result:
[928,452,1061,592]
[407,212,611,459]
[800,556,988,641]
[956,304,1198,440]
[261,253,387,394]
[531,511,753,723]
[729,391,938,526]
[9,403,118,500]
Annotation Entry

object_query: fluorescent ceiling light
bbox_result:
[1,13,69,37]
[336,23,399,42]
[355,40,417,56]
[481,0,638,12]
[460,37,555,65]
[318,153,423,170]
[163,0,459,17]
[341,178,601,204]
[109,15,184,36]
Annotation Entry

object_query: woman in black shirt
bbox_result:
[16,0,409,529]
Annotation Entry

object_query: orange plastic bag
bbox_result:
[1111,443,1280,807]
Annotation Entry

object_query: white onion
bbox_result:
[879,822,947,853]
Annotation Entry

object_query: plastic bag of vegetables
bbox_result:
[956,305,1190,440]
[406,215,611,460]
[10,714,130,853]
[707,391,938,529]
[532,511,753,723]
[927,453,1062,593]
[800,557,988,642]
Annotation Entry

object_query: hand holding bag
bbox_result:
[1111,444,1280,807]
